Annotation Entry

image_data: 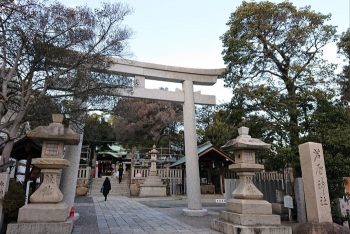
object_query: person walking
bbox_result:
[101,177,111,201]
[118,164,124,184]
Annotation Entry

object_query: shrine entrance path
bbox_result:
[72,196,222,234]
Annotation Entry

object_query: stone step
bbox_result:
[90,190,130,194]
[91,180,128,186]
[89,193,130,197]
[91,183,128,187]
[89,177,130,196]
[91,187,128,190]
[91,178,128,183]
[91,186,129,190]
[91,184,128,188]
[90,194,129,197]
[91,181,128,185]
[90,193,129,196]
[90,187,129,191]
[90,189,130,192]
[91,184,129,189]
[90,194,130,197]
[92,178,128,181]
[92,187,128,190]
[91,185,128,188]
[91,182,129,186]
[90,188,130,192]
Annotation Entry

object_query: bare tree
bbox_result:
[0,0,132,169]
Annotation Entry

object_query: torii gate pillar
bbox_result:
[182,80,207,216]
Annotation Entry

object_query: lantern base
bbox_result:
[226,198,273,214]
[17,202,69,223]
[6,221,73,234]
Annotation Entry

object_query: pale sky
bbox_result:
[59,0,350,104]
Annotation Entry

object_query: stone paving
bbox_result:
[73,196,221,234]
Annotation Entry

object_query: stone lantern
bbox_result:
[139,145,166,197]
[9,114,80,234]
[149,145,158,176]
[211,127,291,234]
[223,126,270,200]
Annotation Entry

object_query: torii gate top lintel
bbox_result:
[108,58,226,86]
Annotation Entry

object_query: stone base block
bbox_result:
[139,186,166,197]
[292,222,350,234]
[211,219,292,234]
[17,202,69,222]
[219,210,280,226]
[141,176,163,185]
[226,199,272,214]
[271,203,289,214]
[183,208,208,217]
[76,186,88,196]
[271,203,290,221]
[6,222,73,234]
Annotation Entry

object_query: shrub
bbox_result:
[3,179,25,222]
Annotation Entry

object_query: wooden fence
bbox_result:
[77,167,91,186]
[131,167,291,199]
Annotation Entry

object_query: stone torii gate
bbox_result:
[61,58,224,216]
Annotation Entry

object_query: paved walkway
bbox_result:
[73,196,221,234]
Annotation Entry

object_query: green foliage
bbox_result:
[301,98,350,200]
[83,113,115,166]
[263,147,294,172]
[83,113,115,146]
[201,0,350,223]
[196,105,237,147]
[25,95,61,129]
[338,29,350,103]
[325,153,350,200]
[3,179,25,222]
[221,1,337,160]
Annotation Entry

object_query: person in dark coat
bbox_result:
[102,177,111,201]
[118,164,124,184]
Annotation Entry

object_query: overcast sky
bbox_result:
[59,0,350,104]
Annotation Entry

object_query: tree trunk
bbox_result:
[0,111,25,171]
[1,140,14,172]
[286,82,299,151]
[0,102,8,124]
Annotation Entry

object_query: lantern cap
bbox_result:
[27,114,80,145]
[221,126,270,150]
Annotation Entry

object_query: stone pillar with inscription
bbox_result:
[299,142,332,223]
[211,127,292,234]
[7,114,80,234]
[293,142,350,234]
